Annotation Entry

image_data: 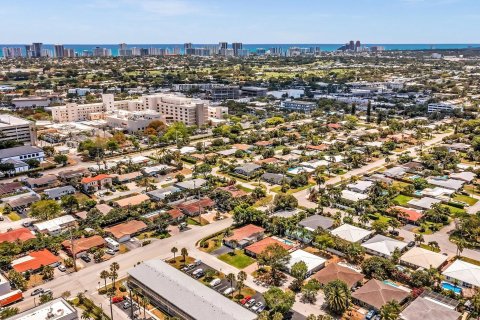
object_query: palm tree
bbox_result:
[81,311,90,320]
[226,273,236,295]
[414,233,424,245]
[237,271,247,296]
[100,270,109,290]
[142,296,150,318]
[180,248,188,263]
[109,262,120,289]
[171,247,178,260]
[456,238,466,256]
[380,300,401,320]
[324,280,350,314]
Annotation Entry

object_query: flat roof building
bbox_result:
[0,115,37,145]
[6,297,78,320]
[128,259,257,320]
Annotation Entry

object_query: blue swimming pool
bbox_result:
[441,281,462,294]
[383,280,399,287]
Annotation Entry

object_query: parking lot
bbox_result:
[181,260,266,314]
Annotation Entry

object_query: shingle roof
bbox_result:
[128,260,257,320]
[352,279,410,310]
[312,263,364,288]
[400,247,448,269]
[400,297,460,320]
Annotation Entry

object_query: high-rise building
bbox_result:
[40,49,52,57]
[54,44,65,58]
[25,43,43,58]
[118,43,129,56]
[355,40,361,52]
[64,48,75,57]
[2,47,22,58]
[184,43,193,54]
[232,42,243,56]
[349,40,355,51]
[173,47,181,55]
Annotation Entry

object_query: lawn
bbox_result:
[442,204,467,216]
[463,185,480,196]
[187,217,209,226]
[393,194,414,206]
[271,183,315,194]
[420,243,440,253]
[452,194,478,206]
[218,250,255,269]
[199,234,224,253]
[7,212,21,221]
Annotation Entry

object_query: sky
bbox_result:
[1,0,480,44]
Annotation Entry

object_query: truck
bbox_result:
[104,237,120,251]
[0,290,23,307]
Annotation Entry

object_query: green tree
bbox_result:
[263,287,295,314]
[361,256,395,280]
[54,154,68,165]
[226,273,236,295]
[324,280,351,315]
[181,248,188,262]
[0,307,19,319]
[61,194,79,213]
[301,279,321,303]
[257,244,291,286]
[371,219,389,234]
[100,270,109,290]
[273,193,298,211]
[41,265,54,280]
[109,262,120,289]
[237,271,247,296]
[7,270,27,291]
[290,261,308,291]
[30,200,61,220]
[380,300,401,320]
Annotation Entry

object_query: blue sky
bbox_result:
[1,0,479,44]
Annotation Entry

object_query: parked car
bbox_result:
[366,309,376,320]
[209,278,221,287]
[181,263,195,272]
[251,302,263,312]
[41,289,52,296]
[256,304,265,313]
[245,299,256,308]
[58,265,66,272]
[193,259,202,266]
[106,249,116,255]
[122,301,131,309]
[31,288,44,296]
[192,268,203,276]
[112,296,124,303]
[194,270,204,279]
[389,230,399,236]
[81,255,91,262]
[223,287,234,295]
[22,221,32,227]
[407,241,415,248]
[240,296,252,305]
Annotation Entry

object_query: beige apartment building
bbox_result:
[0,115,37,145]
[50,93,225,128]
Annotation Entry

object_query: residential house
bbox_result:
[223,224,265,249]
[427,177,464,192]
[450,171,476,183]
[33,215,76,236]
[62,235,106,258]
[330,224,373,243]
[234,163,262,178]
[114,194,150,208]
[105,220,148,242]
[442,260,480,289]
[245,237,293,257]
[43,185,76,200]
[174,178,207,191]
[400,296,461,320]
[5,194,40,211]
[352,279,410,310]
[261,172,291,185]
[312,263,365,289]
[286,250,327,277]
[80,174,112,192]
[341,190,368,202]
[361,235,408,258]
[347,180,373,194]
[177,198,215,216]
[0,228,35,244]
[147,186,181,201]
[218,185,248,198]
[58,168,89,181]
[408,197,441,210]
[24,175,58,189]
[11,249,60,273]
[400,247,448,270]
[299,215,335,232]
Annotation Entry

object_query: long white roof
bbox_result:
[287,249,326,273]
[128,259,257,320]
[400,246,448,269]
[361,235,407,257]
[442,259,480,287]
[331,224,372,243]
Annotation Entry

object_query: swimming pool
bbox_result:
[441,281,462,294]
[383,280,399,287]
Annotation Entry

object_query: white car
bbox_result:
[223,287,235,295]
[106,249,116,255]
[58,265,66,272]
[209,278,221,287]
[251,302,263,312]
[245,298,256,308]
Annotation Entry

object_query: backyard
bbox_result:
[218,250,256,269]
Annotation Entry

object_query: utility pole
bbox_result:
[69,228,77,272]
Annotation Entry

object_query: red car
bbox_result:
[112,296,124,303]
[240,296,251,305]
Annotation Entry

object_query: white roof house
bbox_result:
[400,247,448,269]
[128,259,257,320]
[347,180,373,193]
[426,178,464,191]
[442,259,480,288]
[331,224,373,243]
[361,235,408,258]
[383,166,407,178]
[450,171,476,183]
[420,187,455,199]
[286,249,327,275]
[341,189,368,202]
[33,215,76,235]
[408,197,441,210]
[179,146,197,154]
[400,296,461,320]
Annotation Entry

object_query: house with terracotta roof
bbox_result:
[11,249,60,273]
[306,144,328,152]
[312,263,364,289]
[218,185,248,198]
[166,208,186,222]
[0,182,24,197]
[0,228,35,244]
[393,206,423,225]
[327,123,342,130]
[232,144,253,151]
[245,237,292,257]
[254,140,273,147]
[114,194,150,208]
[352,279,410,310]
[105,220,148,242]
[80,174,112,192]
[177,198,215,216]
[224,224,265,249]
[62,235,106,258]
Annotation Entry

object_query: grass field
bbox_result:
[452,194,478,206]
[7,212,21,221]
[393,194,414,206]
[442,204,467,216]
[218,250,255,269]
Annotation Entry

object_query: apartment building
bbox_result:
[50,93,219,127]
[0,115,37,145]
[106,110,165,133]
[427,103,462,113]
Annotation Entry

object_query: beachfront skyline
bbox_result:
[1,0,480,44]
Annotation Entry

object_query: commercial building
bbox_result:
[280,100,317,113]
[128,259,257,320]
[106,110,164,133]
[7,297,78,320]
[12,96,50,108]
[0,115,37,145]
[210,86,240,101]
[241,86,268,97]
[427,103,462,113]
[0,146,44,165]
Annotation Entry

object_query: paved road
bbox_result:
[15,218,233,317]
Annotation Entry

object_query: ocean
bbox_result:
[1,43,480,57]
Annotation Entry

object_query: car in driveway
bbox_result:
[209,278,221,287]
[122,301,131,309]
[366,309,376,320]
[81,254,91,263]
[251,302,263,312]
[240,296,252,305]
[223,287,235,295]
[58,265,66,272]
[106,249,116,255]
[31,288,44,296]
[245,298,256,308]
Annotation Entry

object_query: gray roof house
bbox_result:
[43,185,76,200]
[234,163,262,177]
[383,166,407,178]
[408,197,441,210]
[174,178,207,190]
[299,215,335,231]
[128,260,257,320]
[427,177,464,191]
[450,171,476,183]
[147,186,181,201]
[261,172,291,185]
